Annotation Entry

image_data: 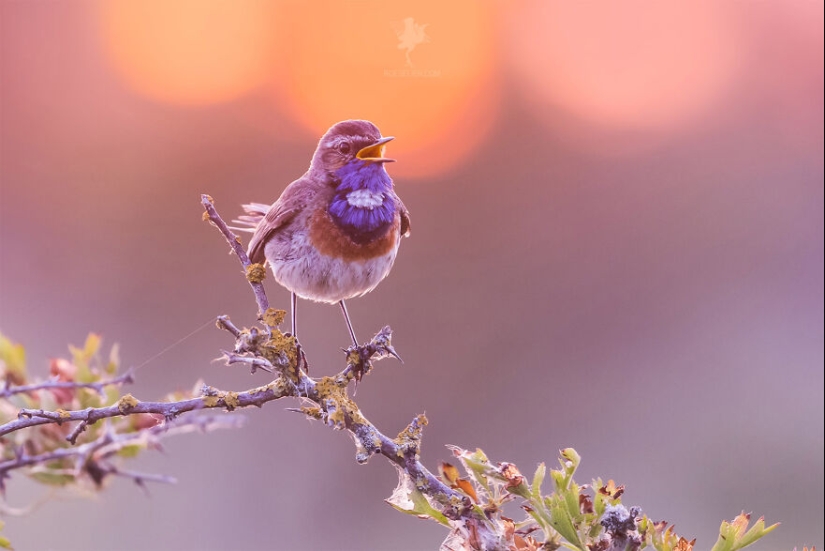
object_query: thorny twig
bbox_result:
[202,195,271,322]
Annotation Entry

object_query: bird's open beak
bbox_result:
[357,136,395,163]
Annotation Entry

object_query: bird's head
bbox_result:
[310,120,395,177]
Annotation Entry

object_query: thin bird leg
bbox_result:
[291,291,298,338]
[339,300,359,347]
[291,291,309,373]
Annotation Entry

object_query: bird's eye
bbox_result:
[338,142,351,154]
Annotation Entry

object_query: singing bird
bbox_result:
[233,120,410,346]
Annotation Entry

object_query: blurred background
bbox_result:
[0,1,822,549]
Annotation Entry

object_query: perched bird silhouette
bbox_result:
[233,120,410,347]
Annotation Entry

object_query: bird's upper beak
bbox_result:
[356,136,395,163]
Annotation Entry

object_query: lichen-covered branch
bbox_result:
[0,196,778,551]
[0,380,292,443]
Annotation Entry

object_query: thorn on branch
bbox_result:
[221,350,274,374]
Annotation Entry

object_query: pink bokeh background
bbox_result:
[1,1,822,549]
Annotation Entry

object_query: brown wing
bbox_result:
[397,196,411,237]
[246,178,312,264]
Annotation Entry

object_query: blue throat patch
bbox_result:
[329,160,396,243]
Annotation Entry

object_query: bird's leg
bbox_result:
[291,291,309,373]
[339,300,359,347]
[291,291,298,338]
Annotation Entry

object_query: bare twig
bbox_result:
[0,370,135,400]
[201,194,271,320]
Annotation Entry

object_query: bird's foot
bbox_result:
[295,341,310,374]
[341,326,402,387]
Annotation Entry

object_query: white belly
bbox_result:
[264,231,399,303]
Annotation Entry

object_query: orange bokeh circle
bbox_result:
[270,1,499,179]
[100,0,278,106]
[506,2,740,131]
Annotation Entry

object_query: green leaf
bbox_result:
[29,471,75,487]
[546,494,585,550]
[385,467,449,526]
[106,343,120,375]
[739,516,778,548]
[0,333,27,384]
[70,333,101,383]
[563,480,582,521]
[551,448,581,492]
[531,462,546,499]
[0,520,10,549]
[561,448,581,470]
[711,513,778,551]
[104,386,120,407]
[448,446,494,495]
[118,444,145,458]
[78,388,102,410]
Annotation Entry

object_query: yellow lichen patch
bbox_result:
[394,414,428,458]
[346,349,361,366]
[396,414,428,442]
[315,376,339,397]
[262,308,286,327]
[117,394,139,413]
[202,211,211,222]
[202,395,220,407]
[249,379,288,397]
[246,263,267,283]
[261,330,298,378]
[315,376,366,428]
[250,383,271,395]
[300,406,323,420]
[223,391,240,410]
[56,409,72,420]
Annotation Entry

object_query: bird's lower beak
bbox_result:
[357,136,395,163]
